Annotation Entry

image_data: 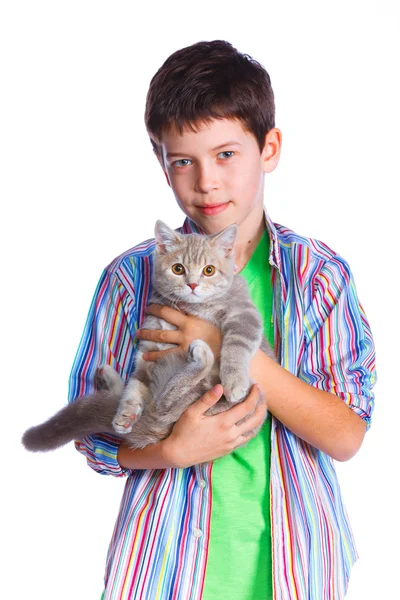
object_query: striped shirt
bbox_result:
[68,210,376,600]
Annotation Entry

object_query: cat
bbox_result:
[22,220,276,453]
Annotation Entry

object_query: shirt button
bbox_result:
[193,528,203,538]
[198,479,206,488]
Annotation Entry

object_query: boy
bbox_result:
[69,40,376,599]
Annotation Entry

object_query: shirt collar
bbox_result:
[263,208,281,270]
[181,205,281,271]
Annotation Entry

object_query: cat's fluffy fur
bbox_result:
[22,221,275,453]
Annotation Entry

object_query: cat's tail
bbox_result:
[21,390,120,452]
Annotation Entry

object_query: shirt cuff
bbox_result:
[335,392,374,431]
[74,434,133,477]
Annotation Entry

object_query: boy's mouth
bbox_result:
[197,202,230,216]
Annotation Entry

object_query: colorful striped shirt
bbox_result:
[68,210,376,600]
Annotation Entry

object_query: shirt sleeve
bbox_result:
[68,266,138,476]
[299,255,377,430]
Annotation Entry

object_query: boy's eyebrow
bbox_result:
[166,141,242,159]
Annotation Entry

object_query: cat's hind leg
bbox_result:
[112,350,152,434]
[155,339,215,422]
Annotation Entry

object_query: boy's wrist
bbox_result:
[161,435,182,468]
[117,438,180,470]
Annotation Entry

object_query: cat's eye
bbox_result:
[203,265,216,276]
[171,263,185,275]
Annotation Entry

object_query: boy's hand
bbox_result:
[136,304,222,361]
[164,383,266,468]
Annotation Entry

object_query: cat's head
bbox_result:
[153,220,237,304]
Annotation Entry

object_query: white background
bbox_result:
[1,1,399,598]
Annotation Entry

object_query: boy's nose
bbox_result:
[188,283,198,290]
[195,164,219,193]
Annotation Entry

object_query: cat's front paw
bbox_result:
[188,339,214,369]
[95,364,124,394]
[221,372,251,404]
[113,397,144,435]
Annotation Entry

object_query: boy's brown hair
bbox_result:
[145,40,275,163]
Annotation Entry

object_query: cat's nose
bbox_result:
[188,283,198,291]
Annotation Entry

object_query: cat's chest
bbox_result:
[185,304,222,327]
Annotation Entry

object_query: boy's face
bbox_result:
[157,118,281,235]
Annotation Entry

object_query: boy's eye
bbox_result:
[203,265,216,276]
[173,152,234,167]
[171,263,185,275]
[173,159,192,167]
[217,151,235,159]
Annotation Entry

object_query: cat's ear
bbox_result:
[154,220,181,254]
[210,224,238,258]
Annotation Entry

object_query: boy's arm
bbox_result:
[117,440,176,470]
[250,255,376,462]
[68,267,137,477]
[250,352,367,461]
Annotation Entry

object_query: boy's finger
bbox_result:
[223,384,261,426]
[143,348,182,362]
[233,399,267,438]
[193,384,224,414]
[145,304,187,327]
[136,328,182,345]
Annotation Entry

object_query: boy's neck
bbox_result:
[233,209,266,274]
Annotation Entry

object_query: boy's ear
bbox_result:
[154,220,181,254]
[209,224,238,258]
[261,127,282,174]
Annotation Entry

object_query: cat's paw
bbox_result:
[95,364,124,393]
[221,373,251,404]
[187,339,214,369]
[113,398,144,434]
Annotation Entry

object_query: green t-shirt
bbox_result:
[202,230,274,600]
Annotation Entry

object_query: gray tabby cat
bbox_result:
[22,221,275,453]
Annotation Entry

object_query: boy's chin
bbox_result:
[190,213,238,235]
